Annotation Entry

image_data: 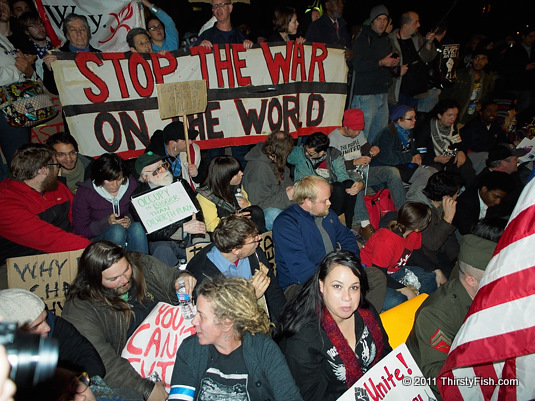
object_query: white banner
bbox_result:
[337,344,433,401]
[131,181,198,234]
[36,0,143,52]
[121,302,196,388]
[51,42,348,157]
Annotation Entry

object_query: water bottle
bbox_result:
[177,259,187,271]
[176,280,195,319]
[235,188,244,202]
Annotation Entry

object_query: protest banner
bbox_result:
[6,250,84,316]
[51,42,348,158]
[131,181,198,234]
[337,343,434,401]
[440,44,460,85]
[35,0,143,51]
[121,302,195,388]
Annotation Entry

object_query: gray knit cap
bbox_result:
[0,289,45,326]
[370,4,389,22]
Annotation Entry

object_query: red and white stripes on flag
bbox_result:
[438,178,535,401]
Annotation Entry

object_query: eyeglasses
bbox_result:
[242,235,261,246]
[58,372,90,401]
[212,2,231,9]
[304,147,320,158]
[402,116,417,121]
[46,163,61,168]
[56,150,77,158]
[148,24,163,31]
[143,161,170,177]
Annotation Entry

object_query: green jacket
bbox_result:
[406,278,472,399]
[287,146,353,183]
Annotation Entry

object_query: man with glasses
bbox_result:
[17,11,52,78]
[186,214,286,327]
[46,132,93,194]
[0,143,90,264]
[373,104,437,196]
[131,152,208,267]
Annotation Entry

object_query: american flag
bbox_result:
[437,178,535,400]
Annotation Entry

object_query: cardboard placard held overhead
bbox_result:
[131,181,198,234]
[156,80,207,120]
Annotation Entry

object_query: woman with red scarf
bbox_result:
[275,250,391,401]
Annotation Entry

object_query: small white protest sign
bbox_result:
[337,343,435,401]
[131,181,197,234]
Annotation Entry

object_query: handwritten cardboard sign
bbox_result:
[6,250,84,316]
[156,80,207,120]
[131,181,198,234]
[337,344,433,401]
[121,302,196,388]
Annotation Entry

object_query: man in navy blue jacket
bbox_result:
[272,175,386,310]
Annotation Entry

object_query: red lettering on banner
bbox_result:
[145,327,162,357]
[232,45,251,86]
[161,329,180,358]
[154,303,169,325]
[126,322,150,355]
[260,41,292,85]
[190,46,211,86]
[213,44,234,88]
[309,43,327,82]
[129,53,154,97]
[291,42,306,81]
[76,53,109,103]
[102,53,129,98]
[150,52,178,84]
[156,361,175,386]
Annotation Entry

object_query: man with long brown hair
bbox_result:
[243,130,295,230]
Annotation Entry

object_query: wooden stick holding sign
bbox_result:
[156,80,207,164]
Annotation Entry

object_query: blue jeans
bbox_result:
[382,266,437,311]
[354,166,406,223]
[149,241,186,267]
[93,222,148,253]
[264,207,283,231]
[351,93,389,145]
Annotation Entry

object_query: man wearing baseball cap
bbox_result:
[407,234,496,399]
[145,120,202,189]
[329,108,406,240]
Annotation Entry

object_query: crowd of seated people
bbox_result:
[0,1,534,400]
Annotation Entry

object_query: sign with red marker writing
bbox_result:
[337,344,434,401]
[51,42,347,158]
[121,302,196,388]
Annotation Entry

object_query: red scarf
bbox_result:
[320,306,386,388]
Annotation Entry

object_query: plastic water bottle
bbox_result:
[176,280,195,319]
[235,188,244,202]
[177,259,187,271]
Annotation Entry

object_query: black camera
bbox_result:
[0,321,58,387]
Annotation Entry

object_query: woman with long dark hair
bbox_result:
[196,155,266,232]
[276,250,390,401]
[72,153,148,253]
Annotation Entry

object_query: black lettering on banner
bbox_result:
[45,282,59,299]
[95,113,122,152]
[44,5,76,30]
[306,94,325,126]
[267,98,282,132]
[11,262,37,282]
[119,111,150,149]
[234,99,268,136]
[204,102,224,140]
[283,95,300,132]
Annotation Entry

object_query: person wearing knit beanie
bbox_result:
[369,4,388,22]
[0,289,48,333]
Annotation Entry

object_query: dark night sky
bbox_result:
[165,0,535,47]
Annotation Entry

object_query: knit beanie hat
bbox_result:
[390,105,412,122]
[370,4,389,22]
[458,234,496,271]
[0,289,45,326]
[343,109,365,130]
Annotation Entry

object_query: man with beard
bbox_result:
[131,152,208,267]
[17,12,52,79]
[46,132,92,194]
[63,240,195,401]
[0,143,90,264]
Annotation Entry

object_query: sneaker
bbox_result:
[359,224,376,241]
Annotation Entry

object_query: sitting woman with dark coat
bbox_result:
[276,251,391,401]
[196,155,266,233]
[187,215,286,327]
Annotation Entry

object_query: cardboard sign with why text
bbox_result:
[337,344,434,401]
[131,181,198,234]
[121,302,196,388]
